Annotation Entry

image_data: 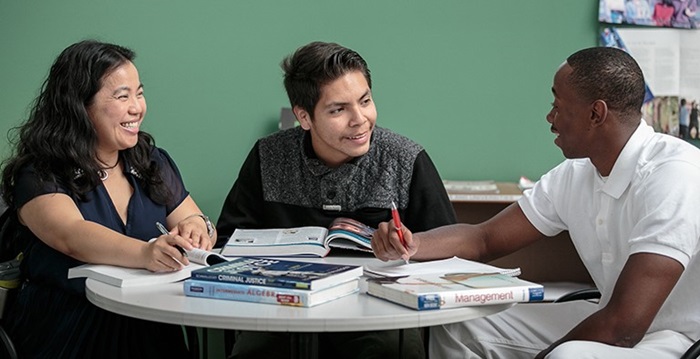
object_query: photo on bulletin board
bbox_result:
[599,0,699,28]
[600,27,700,144]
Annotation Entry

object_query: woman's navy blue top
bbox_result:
[6,147,192,358]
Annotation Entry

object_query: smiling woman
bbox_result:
[87,61,146,166]
[0,40,214,358]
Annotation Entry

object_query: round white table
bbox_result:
[85,256,513,358]
[86,278,511,331]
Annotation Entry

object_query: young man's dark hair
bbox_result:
[281,41,372,117]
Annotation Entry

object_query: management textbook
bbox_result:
[367,272,544,310]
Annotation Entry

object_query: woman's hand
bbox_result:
[166,196,216,251]
[170,215,214,251]
[141,234,193,272]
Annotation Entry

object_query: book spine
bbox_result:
[190,271,312,290]
[184,280,314,307]
[418,286,544,310]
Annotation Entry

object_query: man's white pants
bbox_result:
[429,301,694,359]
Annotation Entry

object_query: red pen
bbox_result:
[391,201,410,264]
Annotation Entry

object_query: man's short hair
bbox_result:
[566,47,645,122]
[281,41,372,117]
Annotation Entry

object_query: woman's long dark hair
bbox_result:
[1,40,172,207]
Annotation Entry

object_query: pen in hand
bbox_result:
[391,201,410,265]
[155,221,188,258]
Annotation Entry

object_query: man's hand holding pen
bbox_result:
[372,220,420,262]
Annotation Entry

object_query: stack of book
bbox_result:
[183,257,363,307]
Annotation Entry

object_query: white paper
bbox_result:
[363,256,520,278]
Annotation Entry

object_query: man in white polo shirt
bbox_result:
[371,46,700,358]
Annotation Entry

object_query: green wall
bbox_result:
[0,1,597,222]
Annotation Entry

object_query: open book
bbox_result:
[221,217,374,257]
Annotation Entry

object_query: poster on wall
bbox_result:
[599,0,699,28]
[600,27,700,140]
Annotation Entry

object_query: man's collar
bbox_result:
[597,120,652,198]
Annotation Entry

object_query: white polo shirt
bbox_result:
[519,120,700,340]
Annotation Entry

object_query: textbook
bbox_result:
[67,248,228,288]
[183,278,359,307]
[67,262,205,288]
[221,217,374,257]
[367,273,544,310]
[190,256,363,291]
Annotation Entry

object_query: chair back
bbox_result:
[279,107,297,130]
